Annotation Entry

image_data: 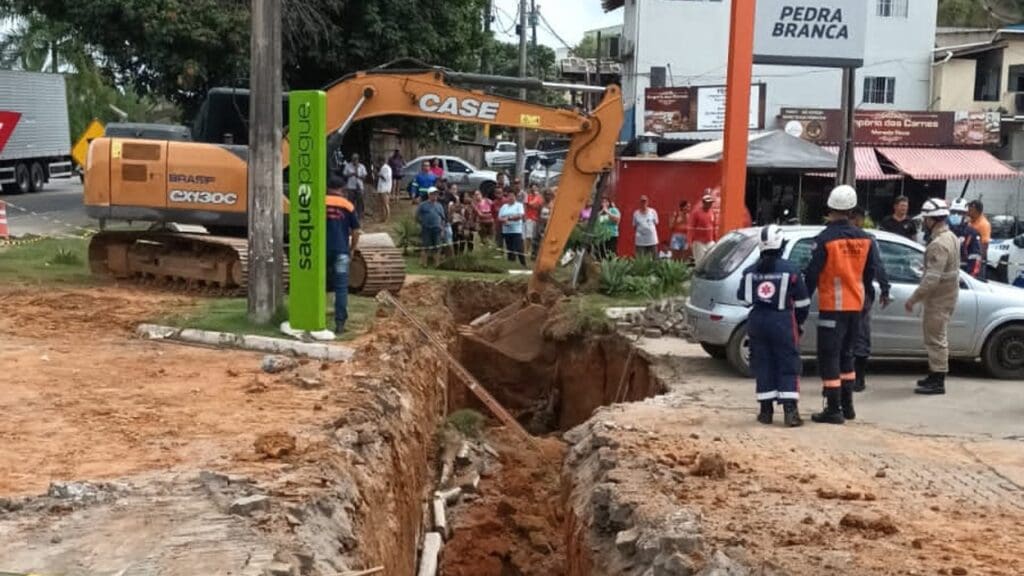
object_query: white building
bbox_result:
[604,0,937,140]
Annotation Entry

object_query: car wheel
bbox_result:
[726,323,752,378]
[982,324,1024,380]
[480,180,497,197]
[29,162,46,192]
[700,342,727,359]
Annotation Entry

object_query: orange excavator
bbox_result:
[83,65,622,303]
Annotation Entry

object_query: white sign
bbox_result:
[754,1,868,68]
[696,85,762,131]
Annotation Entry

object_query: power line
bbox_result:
[537,10,574,51]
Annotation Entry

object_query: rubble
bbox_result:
[610,297,693,339]
[262,354,298,374]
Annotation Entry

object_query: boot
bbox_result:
[840,381,856,420]
[811,388,845,425]
[783,401,803,428]
[853,357,868,393]
[915,373,946,395]
[916,373,933,387]
[757,401,774,425]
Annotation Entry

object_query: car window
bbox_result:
[446,160,472,174]
[694,232,758,281]
[878,240,924,284]
[785,238,814,270]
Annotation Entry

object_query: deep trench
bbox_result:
[427,281,667,575]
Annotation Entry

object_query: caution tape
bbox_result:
[0,197,99,241]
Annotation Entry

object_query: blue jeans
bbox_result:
[329,252,350,330]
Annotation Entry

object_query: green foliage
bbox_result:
[447,409,485,438]
[599,257,691,299]
[937,0,1019,27]
[48,247,82,266]
[566,222,612,252]
[0,238,92,284]
[437,246,507,274]
[393,217,421,254]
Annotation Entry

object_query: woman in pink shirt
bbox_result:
[473,190,495,243]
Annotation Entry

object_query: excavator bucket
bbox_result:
[462,302,550,364]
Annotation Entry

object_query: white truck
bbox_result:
[0,70,74,194]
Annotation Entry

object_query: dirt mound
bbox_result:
[442,430,566,576]
[254,431,297,459]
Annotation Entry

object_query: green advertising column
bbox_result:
[288,90,327,331]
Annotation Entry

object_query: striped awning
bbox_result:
[809,146,902,181]
[877,148,1021,180]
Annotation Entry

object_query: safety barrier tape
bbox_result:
[0,198,99,238]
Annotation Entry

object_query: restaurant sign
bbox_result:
[645,84,766,135]
[779,108,1001,147]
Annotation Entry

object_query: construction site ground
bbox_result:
[0,276,1022,575]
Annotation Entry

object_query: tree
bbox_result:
[571,35,597,59]
[937,0,1024,27]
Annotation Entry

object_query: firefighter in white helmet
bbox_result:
[906,198,961,395]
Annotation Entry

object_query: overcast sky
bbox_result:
[491,1,623,50]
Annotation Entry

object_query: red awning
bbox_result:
[877,148,1021,180]
[814,146,902,181]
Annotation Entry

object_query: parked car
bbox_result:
[399,155,499,196]
[484,141,538,167]
[685,226,1024,380]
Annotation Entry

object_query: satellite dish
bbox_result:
[982,0,1024,24]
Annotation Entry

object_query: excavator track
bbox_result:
[88,230,404,297]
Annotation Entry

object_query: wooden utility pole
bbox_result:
[530,0,539,77]
[515,0,528,186]
[247,0,284,324]
[719,0,756,235]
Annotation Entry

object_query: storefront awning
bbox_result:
[813,146,902,181]
[877,148,1021,180]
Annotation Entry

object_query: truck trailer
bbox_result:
[0,70,73,194]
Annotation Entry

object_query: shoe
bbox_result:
[757,400,773,425]
[811,388,845,425]
[916,373,934,388]
[853,357,868,393]
[840,381,856,420]
[783,401,803,428]
[915,373,946,395]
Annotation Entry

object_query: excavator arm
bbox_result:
[288,69,623,298]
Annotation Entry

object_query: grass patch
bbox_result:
[161,295,378,341]
[0,237,93,285]
[446,409,486,438]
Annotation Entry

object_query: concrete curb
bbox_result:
[136,324,355,362]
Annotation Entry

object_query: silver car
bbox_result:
[685,226,1024,380]
[400,155,499,196]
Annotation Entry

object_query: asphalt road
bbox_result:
[1,178,92,237]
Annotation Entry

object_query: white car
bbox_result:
[484,141,539,168]
[400,155,499,196]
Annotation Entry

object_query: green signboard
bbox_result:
[288,90,327,331]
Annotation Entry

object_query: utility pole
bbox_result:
[594,31,602,110]
[837,67,857,187]
[515,0,528,187]
[247,0,284,324]
[478,0,493,143]
[530,0,539,77]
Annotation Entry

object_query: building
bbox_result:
[602,0,937,142]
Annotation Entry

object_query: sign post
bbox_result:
[286,90,327,334]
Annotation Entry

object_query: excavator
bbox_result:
[83,64,622,312]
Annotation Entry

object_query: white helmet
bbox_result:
[950,198,969,213]
[827,185,858,211]
[920,198,950,218]
[759,224,785,250]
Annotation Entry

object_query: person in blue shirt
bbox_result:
[497,191,526,266]
[410,160,437,202]
[326,178,361,335]
[737,225,811,427]
[416,187,447,268]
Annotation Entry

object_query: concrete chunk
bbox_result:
[229,495,270,516]
[615,527,639,556]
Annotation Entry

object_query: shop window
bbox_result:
[877,0,909,17]
[863,77,896,104]
[974,50,1003,102]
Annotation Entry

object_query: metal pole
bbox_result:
[595,31,603,111]
[719,0,756,234]
[838,67,857,187]
[247,0,284,324]
[515,0,528,188]
[479,0,493,144]
[530,0,539,77]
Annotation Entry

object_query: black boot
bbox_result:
[915,373,946,395]
[916,373,933,387]
[840,381,856,420]
[783,401,803,428]
[757,401,774,425]
[853,357,868,393]
[811,388,845,425]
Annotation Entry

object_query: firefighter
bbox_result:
[906,198,961,395]
[737,225,811,427]
[803,185,887,425]
[948,199,984,279]
[850,206,892,393]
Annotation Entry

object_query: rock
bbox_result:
[839,512,898,535]
[50,533,63,544]
[697,550,749,576]
[292,375,323,389]
[264,562,294,576]
[644,328,664,339]
[230,495,270,516]
[254,431,296,459]
[691,452,727,479]
[654,552,696,576]
[47,481,105,502]
[261,355,297,374]
[951,568,967,576]
[911,538,924,549]
[616,528,640,555]
[875,468,888,478]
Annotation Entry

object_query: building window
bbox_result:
[863,77,896,104]
[974,50,1003,102]
[877,0,908,17]
[1008,64,1024,92]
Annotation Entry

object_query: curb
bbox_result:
[136,324,356,362]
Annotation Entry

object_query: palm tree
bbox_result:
[0,12,85,73]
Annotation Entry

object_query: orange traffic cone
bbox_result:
[0,200,8,240]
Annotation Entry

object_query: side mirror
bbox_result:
[1014,235,1024,249]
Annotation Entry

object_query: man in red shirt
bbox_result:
[687,191,717,264]
[523,184,544,257]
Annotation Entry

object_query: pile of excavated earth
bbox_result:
[0,279,1022,575]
